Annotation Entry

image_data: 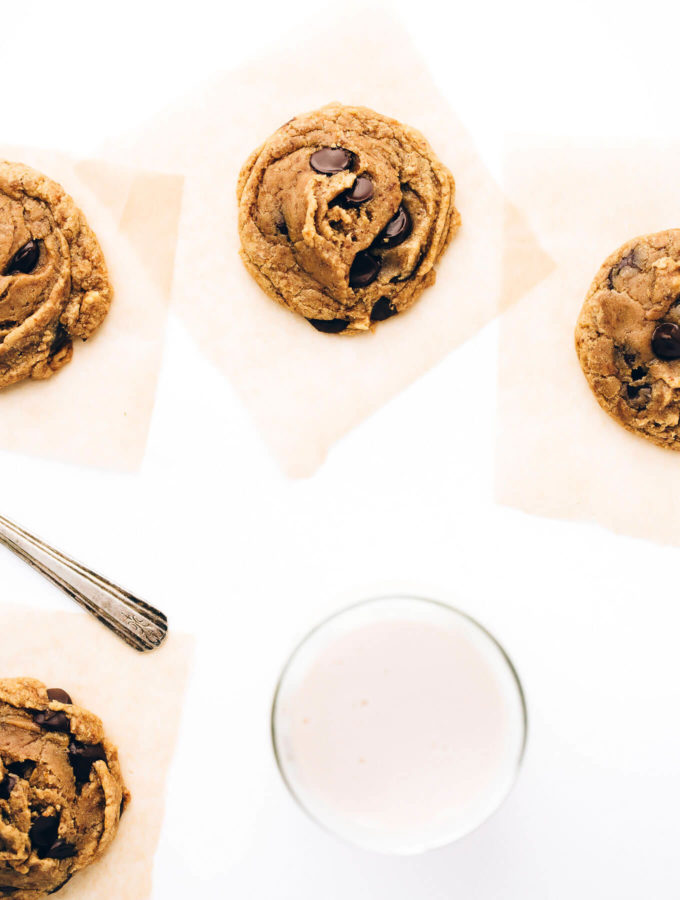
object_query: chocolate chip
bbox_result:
[340,176,374,207]
[50,325,71,358]
[307,317,350,334]
[623,351,637,366]
[7,760,35,779]
[5,240,40,276]
[29,814,76,860]
[652,322,680,360]
[29,815,60,851]
[33,711,70,733]
[631,366,648,381]
[374,205,412,249]
[46,689,72,705]
[45,840,76,860]
[608,249,639,289]
[276,219,288,237]
[370,297,398,321]
[48,875,73,895]
[625,384,652,409]
[0,775,17,800]
[310,147,353,175]
[68,742,106,784]
[349,252,381,288]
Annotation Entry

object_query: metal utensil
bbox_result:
[0,513,167,652]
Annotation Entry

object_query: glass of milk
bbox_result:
[271,595,527,854]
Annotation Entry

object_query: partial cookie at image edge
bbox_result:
[0,677,128,900]
[576,229,680,450]
[0,160,113,390]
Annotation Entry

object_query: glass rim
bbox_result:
[271,593,529,854]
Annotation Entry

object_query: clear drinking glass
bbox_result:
[272,595,527,854]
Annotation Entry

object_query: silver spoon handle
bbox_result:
[0,513,167,652]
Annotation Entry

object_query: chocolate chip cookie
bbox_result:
[575,229,680,448]
[0,678,128,899]
[237,103,460,334]
[0,162,113,389]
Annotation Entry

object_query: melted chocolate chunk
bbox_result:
[50,324,71,357]
[46,689,72,705]
[625,384,652,409]
[631,365,648,381]
[374,205,411,249]
[45,840,76,860]
[7,760,35,779]
[0,774,17,800]
[33,710,70,733]
[48,875,73,895]
[608,249,639,289]
[307,317,350,334]
[349,251,381,288]
[5,240,40,276]
[370,297,398,321]
[29,815,60,852]
[68,741,106,783]
[619,250,638,269]
[340,176,374,207]
[310,147,353,175]
[29,814,75,860]
[652,322,680,360]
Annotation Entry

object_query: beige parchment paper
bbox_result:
[0,147,183,471]
[0,604,193,900]
[497,139,680,546]
[102,12,553,477]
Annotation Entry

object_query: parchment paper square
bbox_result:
[497,139,680,546]
[0,148,183,471]
[0,605,193,900]
[103,13,553,476]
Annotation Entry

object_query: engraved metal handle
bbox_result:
[0,513,167,652]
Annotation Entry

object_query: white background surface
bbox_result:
[2,1,680,897]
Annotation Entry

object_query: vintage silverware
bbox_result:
[0,513,167,652]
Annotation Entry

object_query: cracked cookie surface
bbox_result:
[237,103,460,334]
[576,229,680,449]
[0,678,128,899]
[0,162,112,389]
